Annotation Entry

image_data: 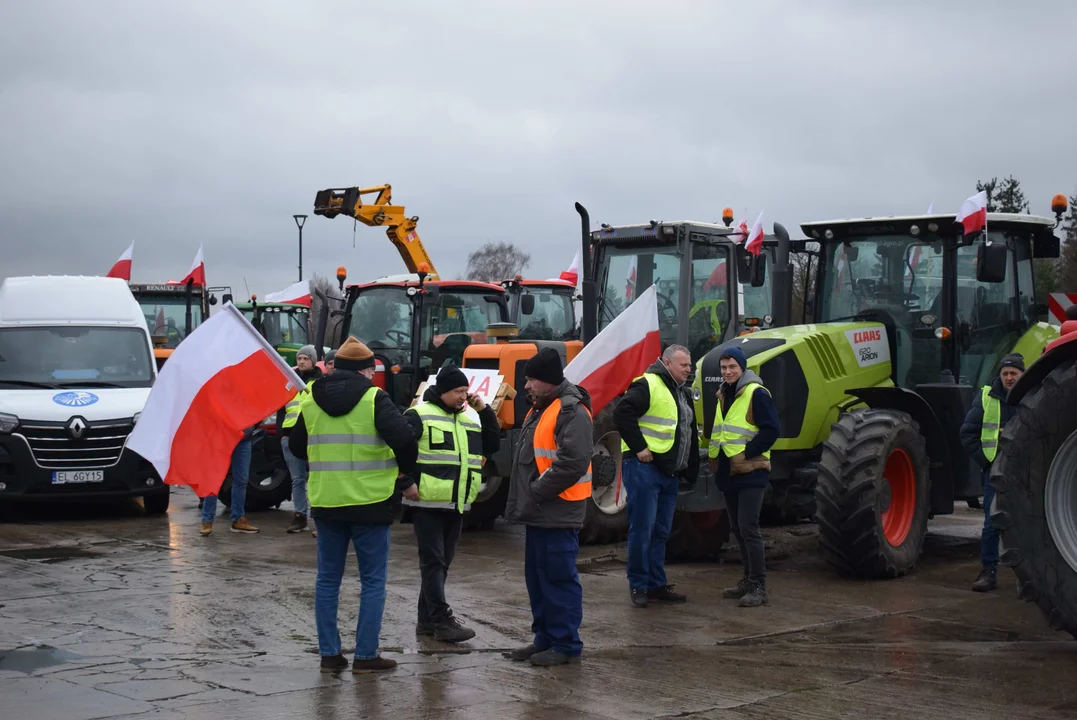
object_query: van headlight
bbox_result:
[132,412,141,425]
[0,413,19,433]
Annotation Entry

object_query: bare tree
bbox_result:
[464,241,531,282]
[791,243,820,323]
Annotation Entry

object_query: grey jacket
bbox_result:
[506,380,594,529]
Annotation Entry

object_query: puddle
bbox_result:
[0,645,84,673]
[576,552,625,574]
[0,546,101,563]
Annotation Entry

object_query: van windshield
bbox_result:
[0,327,154,389]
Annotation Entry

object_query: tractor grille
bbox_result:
[17,418,134,469]
[803,333,843,381]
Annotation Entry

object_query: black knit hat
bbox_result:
[999,353,1025,372]
[435,364,469,394]
[524,347,565,385]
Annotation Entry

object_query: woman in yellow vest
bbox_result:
[277,345,323,536]
[708,346,780,608]
[400,364,500,644]
[959,353,1024,593]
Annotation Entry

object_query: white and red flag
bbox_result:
[127,303,305,498]
[624,256,638,300]
[956,191,988,235]
[745,211,765,256]
[558,250,581,287]
[179,244,206,286]
[564,283,661,415]
[263,279,312,307]
[106,243,134,281]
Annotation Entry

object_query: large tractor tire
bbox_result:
[815,409,931,578]
[579,404,631,545]
[991,359,1077,639]
[219,435,292,512]
[665,509,731,563]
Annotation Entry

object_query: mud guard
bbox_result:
[844,387,956,516]
[1009,332,1077,406]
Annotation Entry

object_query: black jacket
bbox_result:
[714,370,781,492]
[277,365,324,436]
[615,359,700,481]
[400,386,501,499]
[289,370,418,525]
[960,376,1018,471]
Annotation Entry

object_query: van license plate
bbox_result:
[52,470,104,484]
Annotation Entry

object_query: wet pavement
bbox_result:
[1,492,1075,720]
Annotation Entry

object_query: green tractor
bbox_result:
[236,298,314,366]
[694,207,1064,577]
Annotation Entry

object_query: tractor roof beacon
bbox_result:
[695,204,1065,579]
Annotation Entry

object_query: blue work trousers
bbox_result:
[525,526,583,657]
[622,457,679,591]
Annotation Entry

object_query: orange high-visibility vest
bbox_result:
[529,399,593,502]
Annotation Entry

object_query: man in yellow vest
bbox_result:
[960,353,1024,593]
[278,344,323,535]
[505,347,593,667]
[708,346,779,608]
[286,336,418,674]
[400,364,500,643]
[615,345,699,608]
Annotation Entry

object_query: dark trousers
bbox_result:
[723,486,766,584]
[623,458,679,591]
[981,469,999,570]
[412,508,464,624]
[525,526,583,657]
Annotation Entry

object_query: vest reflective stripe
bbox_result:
[619,373,678,454]
[708,382,771,460]
[981,385,1001,463]
[407,401,483,513]
[532,398,593,502]
[282,379,316,429]
[303,387,398,508]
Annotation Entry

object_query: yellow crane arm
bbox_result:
[313,185,439,279]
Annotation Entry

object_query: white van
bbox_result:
[0,276,168,513]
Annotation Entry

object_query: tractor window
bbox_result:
[1015,240,1035,325]
[423,292,503,371]
[599,249,683,347]
[687,245,732,359]
[955,238,1019,388]
[349,287,410,366]
[138,297,204,349]
[281,310,310,345]
[517,288,575,341]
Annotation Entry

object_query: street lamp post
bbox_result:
[293,214,307,282]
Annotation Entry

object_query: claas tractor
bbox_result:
[236,297,314,366]
[695,201,1065,578]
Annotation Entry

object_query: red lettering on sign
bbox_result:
[474,376,492,396]
[853,330,881,344]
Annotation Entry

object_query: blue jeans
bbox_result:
[201,437,253,524]
[622,457,679,591]
[315,520,390,660]
[281,435,309,515]
[981,468,999,570]
[525,526,583,657]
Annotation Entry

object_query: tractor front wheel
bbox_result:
[815,409,931,578]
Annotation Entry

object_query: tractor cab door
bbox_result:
[953,239,1024,388]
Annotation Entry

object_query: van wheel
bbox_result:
[143,488,170,515]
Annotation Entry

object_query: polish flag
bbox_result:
[565,283,661,414]
[625,256,638,300]
[128,303,305,498]
[558,250,581,287]
[956,191,988,235]
[153,307,166,334]
[180,244,206,286]
[704,260,727,289]
[904,245,922,280]
[263,279,312,307]
[745,211,765,256]
[107,243,134,281]
[737,218,749,241]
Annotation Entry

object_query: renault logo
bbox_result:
[67,417,88,440]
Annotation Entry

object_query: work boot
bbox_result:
[738,581,769,608]
[415,621,436,636]
[199,522,213,537]
[648,585,688,603]
[630,588,649,608]
[230,517,259,534]
[352,656,397,673]
[722,575,751,599]
[972,567,998,593]
[503,644,542,661]
[319,653,348,673]
[433,617,476,643]
[529,649,580,667]
[287,512,308,533]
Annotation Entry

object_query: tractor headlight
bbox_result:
[0,413,19,433]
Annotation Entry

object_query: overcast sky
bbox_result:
[1,0,1074,299]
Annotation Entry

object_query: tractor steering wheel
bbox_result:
[384,329,411,346]
[655,291,678,336]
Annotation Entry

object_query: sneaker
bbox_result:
[230,517,259,534]
[319,653,348,673]
[433,617,476,643]
[630,588,649,608]
[648,585,687,603]
[415,621,436,636]
[352,656,397,673]
[503,644,542,661]
[529,648,580,667]
[972,567,998,593]
[738,582,769,608]
[287,513,308,533]
[199,522,213,537]
[312,528,317,538]
[722,576,751,599]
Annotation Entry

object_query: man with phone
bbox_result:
[401,364,500,642]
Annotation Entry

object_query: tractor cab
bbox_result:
[237,299,312,366]
[502,277,578,341]
[128,282,215,369]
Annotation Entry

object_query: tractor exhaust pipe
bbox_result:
[575,202,597,344]
[313,286,330,360]
[771,222,793,328]
[184,278,194,337]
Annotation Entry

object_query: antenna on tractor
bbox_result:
[244,277,251,300]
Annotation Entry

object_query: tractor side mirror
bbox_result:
[222,293,233,305]
[976,242,1008,283]
[521,293,536,315]
[844,244,859,262]
[750,255,766,287]
[736,246,766,287]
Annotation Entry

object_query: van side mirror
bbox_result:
[976,242,1008,283]
[521,294,536,315]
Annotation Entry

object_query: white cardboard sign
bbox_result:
[844,327,891,368]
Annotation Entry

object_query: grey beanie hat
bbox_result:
[297,345,317,362]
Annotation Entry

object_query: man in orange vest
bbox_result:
[504,347,594,667]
